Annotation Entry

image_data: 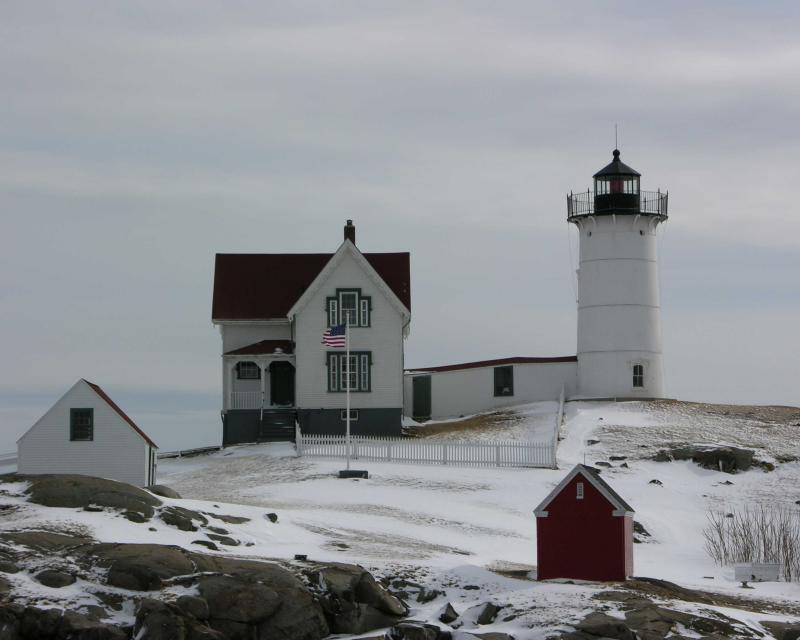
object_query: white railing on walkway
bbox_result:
[229,391,261,410]
[296,432,555,469]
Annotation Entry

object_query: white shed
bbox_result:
[17,379,158,487]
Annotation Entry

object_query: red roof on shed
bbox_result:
[84,380,158,449]
[212,252,410,320]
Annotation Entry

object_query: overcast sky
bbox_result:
[2,2,799,449]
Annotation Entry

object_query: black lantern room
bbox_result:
[567,149,667,221]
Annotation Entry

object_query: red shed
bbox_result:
[534,464,634,581]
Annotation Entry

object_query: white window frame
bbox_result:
[360,298,370,326]
[342,355,358,391]
[237,361,260,380]
[576,482,584,500]
[340,409,359,421]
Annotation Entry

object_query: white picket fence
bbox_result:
[296,432,555,469]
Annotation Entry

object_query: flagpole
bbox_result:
[345,317,351,471]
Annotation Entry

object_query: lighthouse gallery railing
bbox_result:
[567,189,668,219]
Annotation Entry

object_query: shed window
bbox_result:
[494,366,514,397]
[340,409,359,421]
[576,482,584,500]
[70,408,94,441]
[632,364,644,388]
[237,361,261,379]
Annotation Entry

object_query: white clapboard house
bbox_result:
[212,220,411,445]
[17,379,158,487]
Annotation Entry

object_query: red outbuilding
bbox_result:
[534,464,634,581]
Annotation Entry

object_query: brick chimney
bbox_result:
[344,219,356,245]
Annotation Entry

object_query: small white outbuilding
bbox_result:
[17,379,158,487]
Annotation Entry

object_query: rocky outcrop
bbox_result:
[305,563,408,634]
[146,484,182,499]
[652,445,755,473]
[8,474,163,518]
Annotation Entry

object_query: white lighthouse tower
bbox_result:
[568,150,669,399]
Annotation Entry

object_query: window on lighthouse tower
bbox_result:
[632,364,644,388]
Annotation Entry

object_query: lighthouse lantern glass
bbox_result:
[595,176,639,195]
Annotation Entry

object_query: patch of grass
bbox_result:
[406,411,524,439]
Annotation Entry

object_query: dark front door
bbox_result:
[412,375,431,420]
[270,361,295,406]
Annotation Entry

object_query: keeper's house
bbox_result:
[212,220,411,444]
[17,379,158,487]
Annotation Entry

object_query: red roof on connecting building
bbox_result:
[212,252,410,320]
[407,355,577,373]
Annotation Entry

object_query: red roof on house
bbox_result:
[224,340,294,356]
[212,252,411,321]
[84,380,158,448]
[406,355,577,374]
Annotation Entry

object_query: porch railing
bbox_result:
[230,391,262,410]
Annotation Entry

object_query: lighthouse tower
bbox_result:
[567,150,669,399]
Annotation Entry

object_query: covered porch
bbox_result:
[223,340,296,411]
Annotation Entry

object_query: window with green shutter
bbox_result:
[326,289,371,327]
[327,351,372,392]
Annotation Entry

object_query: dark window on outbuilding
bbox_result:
[236,361,261,379]
[340,409,359,421]
[494,366,514,397]
[632,364,644,388]
[70,408,94,441]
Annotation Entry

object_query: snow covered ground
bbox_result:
[156,400,800,635]
[2,399,799,637]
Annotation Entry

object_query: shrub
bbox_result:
[703,505,800,581]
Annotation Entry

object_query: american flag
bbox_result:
[321,323,347,347]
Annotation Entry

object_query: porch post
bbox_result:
[260,361,267,421]
[227,361,236,410]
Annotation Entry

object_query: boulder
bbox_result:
[20,607,62,639]
[176,595,210,621]
[761,622,800,640]
[265,512,279,523]
[0,531,92,551]
[192,540,219,551]
[206,533,238,546]
[20,474,161,518]
[306,563,407,634]
[576,612,637,640]
[58,610,128,640]
[0,604,21,639]
[0,561,19,574]
[203,512,250,525]
[147,484,182,499]
[93,543,196,591]
[652,445,755,473]
[160,506,208,532]
[473,634,515,640]
[134,598,226,640]
[198,575,281,623]
[34,569,76,588]
[438,603,459,624]
[386,621,443,640]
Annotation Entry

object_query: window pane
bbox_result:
[329,355,338,391]
[340,293,358,325]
